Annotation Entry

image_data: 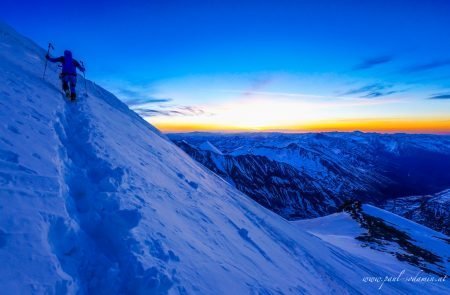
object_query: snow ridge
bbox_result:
[198,141,223,155]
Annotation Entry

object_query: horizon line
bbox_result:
[160,128,450,136]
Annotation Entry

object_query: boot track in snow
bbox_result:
[52,98,173,294]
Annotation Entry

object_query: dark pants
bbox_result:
[61,74,77,96]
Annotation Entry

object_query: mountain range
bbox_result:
[1,21,449,294]
[169,132,450,234]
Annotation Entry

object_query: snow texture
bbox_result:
[295,206,450,277]
[0,21,449,294]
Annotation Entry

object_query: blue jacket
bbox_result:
[47,50,85,75]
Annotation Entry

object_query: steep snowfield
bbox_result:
[1,21,449,294]
[293,212,405,272]
[295,205,450,276]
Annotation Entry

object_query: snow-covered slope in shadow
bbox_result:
[0,21,449,294]
[295,204,449,290]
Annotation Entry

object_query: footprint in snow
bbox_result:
[187,180,198,189]
[7,125,20,134]
[0,229,7,248]
[0,149,18,163]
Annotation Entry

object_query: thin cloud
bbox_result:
[362,90,398,98]
[114,87,173,106]
[428,93,450,100]
[107,85,171,106]
[178,106,206,116]
[342,83,400,99]
[403,59,450,73]
[353,55,394,70]
[125,97,173,106]
[134,108,184,117]
[110,83,211,117]
[342,83,388,95]
[133,105,210,117]
[134,109,168,116]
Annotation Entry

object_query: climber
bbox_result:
[45,50,85,100]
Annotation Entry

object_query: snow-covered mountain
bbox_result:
[381,189,450,236]
[294,203,450,281]
[170,133,450,222]
[174,140,339,219]
[1,21,449,294]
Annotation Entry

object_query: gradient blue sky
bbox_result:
[2,0,450,132]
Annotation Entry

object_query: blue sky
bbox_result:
[2,0,450,132]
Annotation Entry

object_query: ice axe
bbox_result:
[42,42,54,80]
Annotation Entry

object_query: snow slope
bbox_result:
[293,212,405,272]
[1,21,449,294]
[294,204,450,290]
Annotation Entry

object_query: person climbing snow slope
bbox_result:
[46,50,85,100]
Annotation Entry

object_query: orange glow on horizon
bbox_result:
[151,117,450,134]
